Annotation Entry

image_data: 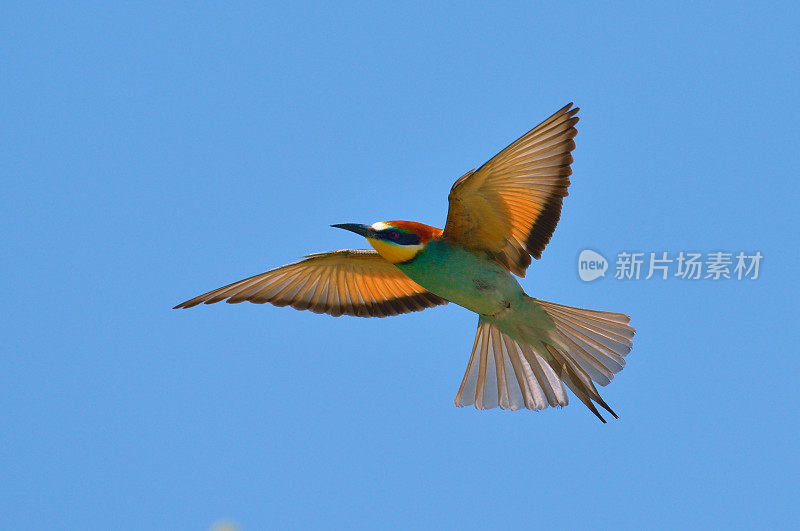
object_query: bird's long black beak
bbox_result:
[331,223,375,238]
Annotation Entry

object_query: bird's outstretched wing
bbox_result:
[442,103,579,277]
[174,249,447,317]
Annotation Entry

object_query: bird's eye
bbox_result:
[389,231,399,240]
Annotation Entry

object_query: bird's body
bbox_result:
[176,104,635,421]
[399,237,524,318]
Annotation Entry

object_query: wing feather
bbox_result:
[174,249,447,318]
[443,103,579,276]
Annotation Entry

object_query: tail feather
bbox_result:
[545,344,617,423]
[454,299,635,421]
[536,299,634,389]
[455,319,568,411]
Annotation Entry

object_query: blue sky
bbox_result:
[2,2,798,529]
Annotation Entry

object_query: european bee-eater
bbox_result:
[175,103,635,422]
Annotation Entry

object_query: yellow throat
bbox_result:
[366,237,423,264]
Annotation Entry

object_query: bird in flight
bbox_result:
[175,103,635,422]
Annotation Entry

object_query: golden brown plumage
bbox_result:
[443,103,578,276]
[173,249,447,317]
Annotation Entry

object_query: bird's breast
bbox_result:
[396,240,525,316]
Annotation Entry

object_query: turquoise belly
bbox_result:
[396,240,526,316]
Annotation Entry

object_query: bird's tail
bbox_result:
[454,298,634,422]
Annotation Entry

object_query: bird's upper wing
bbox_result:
[442,103,579,277]
[173,249,447,317]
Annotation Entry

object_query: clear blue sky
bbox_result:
[2,2,798,529]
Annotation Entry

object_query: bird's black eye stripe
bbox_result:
[380,229,420,245]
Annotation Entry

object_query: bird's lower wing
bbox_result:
[174,249,447,318]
